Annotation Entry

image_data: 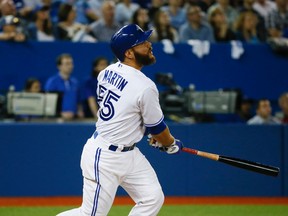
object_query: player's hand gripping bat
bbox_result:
[182,147,279,177]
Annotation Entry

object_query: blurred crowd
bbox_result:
[0,0,288,43]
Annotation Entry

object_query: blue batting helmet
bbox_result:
[110,24,153,62]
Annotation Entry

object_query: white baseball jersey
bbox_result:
[96,62,164,146]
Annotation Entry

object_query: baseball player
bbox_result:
[57,24,183,216]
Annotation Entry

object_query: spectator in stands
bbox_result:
[0,0,17,17]
[87,0,103,23]
[239,0,259,15]
[41,0,62,24]
[55,3,96,42]
[133,0,150,8]
[12,0,33,20]
[74,0,99,25]
[238,0,267,42]
[18,0,62,25]
[161,0,186,30]
[247,98,280,124]
[15,77,42,121]
[234,98,254,122]
[82,57,109,118]
[27,4,55,41]
[233,11,263,43]
[208,7,236,42]
[207,0,239,28]
[0,15,26,41]
[179,5,215,42]
[0,0,37,21]
[21,0,42,11]
[150,10,179,43]
[278,92,288,123]
[132,8,150,31]
[0,0,28,35]
[115,0,140,25]
[45,53,84,120]
[148,0,164,21]
[252,0,276,25]
[266,0,288,39]
[24,77,42,93]
[89,0,121,42]
[195,0,215,13]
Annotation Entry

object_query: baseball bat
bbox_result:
[182,147,279,177]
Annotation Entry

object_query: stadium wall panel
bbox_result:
[0,123,285,197]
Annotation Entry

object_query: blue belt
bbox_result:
[108,143,136,152]
[93,131,136,152]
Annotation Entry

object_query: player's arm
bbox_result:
[140,85,183,154]
[147,120,174,147]
[147,120,183,154]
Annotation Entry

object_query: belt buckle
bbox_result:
[117,144,124,152]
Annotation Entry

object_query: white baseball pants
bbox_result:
[57,134,164,216]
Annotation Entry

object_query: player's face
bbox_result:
[131,41,156,66]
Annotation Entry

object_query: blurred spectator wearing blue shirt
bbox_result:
[82,57,108,118]
[161,0,186,30]
[179,5,215,42]
[45,53,84,120]
[89,0,121,42]
[115,0,140,25]
[74,0,100,24]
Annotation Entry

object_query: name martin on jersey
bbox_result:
[102,69,128,92]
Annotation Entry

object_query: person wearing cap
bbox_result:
[0,15,26,41]
[56,24,183,216]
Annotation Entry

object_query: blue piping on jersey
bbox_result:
[145,115,164,127]
[146,119,167,135]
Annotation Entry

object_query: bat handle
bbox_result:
[182,147,198,155]
[182,147,219,161]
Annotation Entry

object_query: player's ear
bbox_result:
[125,48,134,60]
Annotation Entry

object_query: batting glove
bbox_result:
[166,139,183,154]
[147,135,183,154]
[147,134,167,152]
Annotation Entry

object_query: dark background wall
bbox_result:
[1,42,287,101]
[0,123,286,197]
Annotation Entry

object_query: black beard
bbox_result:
[133,49,156,66]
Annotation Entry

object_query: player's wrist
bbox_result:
[166,139,183,154]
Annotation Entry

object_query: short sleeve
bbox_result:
[139,85,164,127]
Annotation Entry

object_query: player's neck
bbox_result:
[122,60,143,71]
